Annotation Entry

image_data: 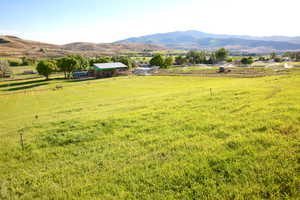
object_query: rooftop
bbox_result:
[93,62,128,70]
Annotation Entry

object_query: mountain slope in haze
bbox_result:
[0,36,166,58]
[116,30,300,52]
[63,42,165,52]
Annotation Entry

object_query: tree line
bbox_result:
[36,55,136,80]
[283,51,300,61]
[150,48,230,68]
[34,49,300,80]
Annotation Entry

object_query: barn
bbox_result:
[90,62,128,78]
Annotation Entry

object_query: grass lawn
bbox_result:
[164,66,219,73]
[0,75,299,199]
[9,66,36,74]
[7,66,39,79]
[162,66,300,75]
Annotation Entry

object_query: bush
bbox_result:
[9,60,21,66]
[241,57,254,65]
[274,57,282,62]
[226,58,233,63]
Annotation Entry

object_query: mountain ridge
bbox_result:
[116,30,300,52]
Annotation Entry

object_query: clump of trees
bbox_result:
[57,56,79,79]
[36,60,57,80]
[8,60,22,66]
[112,56,136,69]
[283,51,300,61]
[258,56,267,61]
[175,56,188,65]
[269,52,282,62]
[215,48,229,62]
[36,54,138,80]
[186,51,206,64]
[72,55,89,70]
[36,54,88,80]
[269,52,277,60]
[89,57,111,65]
[8,57,37,66]
[21,57,37,66]
[172,48,229,66]
[149,54,174,68]
[241,57,254,65]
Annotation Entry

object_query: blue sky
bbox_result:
[1,0,299,44]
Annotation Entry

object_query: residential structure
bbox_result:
[89,62,128,78]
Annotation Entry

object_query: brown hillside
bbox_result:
[0,35,166,58]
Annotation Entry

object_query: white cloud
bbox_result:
[0,30,23,36]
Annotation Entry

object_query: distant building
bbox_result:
[72,71,88,79]
[133,66,160,76]
[89,62,128,78]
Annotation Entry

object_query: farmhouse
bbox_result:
[89,62,128,78]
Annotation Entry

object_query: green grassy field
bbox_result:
[163,66,300,75]
[7,66,38,79]
[9,66,36,74]
[0,75,299,199]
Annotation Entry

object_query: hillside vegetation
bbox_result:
[0,75,299,199]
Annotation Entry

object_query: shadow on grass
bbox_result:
[67,78,97,83]
[5,83,49,91]
[0,77,66,88]
[0,79,48,88]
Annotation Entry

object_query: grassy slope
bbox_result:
[0,75,299,199]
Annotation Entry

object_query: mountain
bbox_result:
[0,35,166,58]
[0,35,64,57]
[116,30,300,52]
[63,42,164,52]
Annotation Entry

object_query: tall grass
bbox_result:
[0,75,299,199]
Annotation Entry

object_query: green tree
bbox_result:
[57,57,79,79]
[283,52,291,58]
[215,48,229,62]
[241,57,254,65]
[175,56,188,65]
[270,52,276,60]
[274,57,281,62]
[226,58,233,63]
[150,54,165,67]
[36,60,57,80]
[207,52,217,64]
[120,57,135,69]
[163,56,174,68]
[9,60,21,66]
[112,56,136,69]
[71,55,89,70]
[89,57,111,65]
[186,51,206,64]
[296,52,300,61]
[21,57,29,66]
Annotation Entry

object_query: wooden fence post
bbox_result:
[20,132,24,151]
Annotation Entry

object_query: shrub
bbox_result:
[9,60,21,66]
